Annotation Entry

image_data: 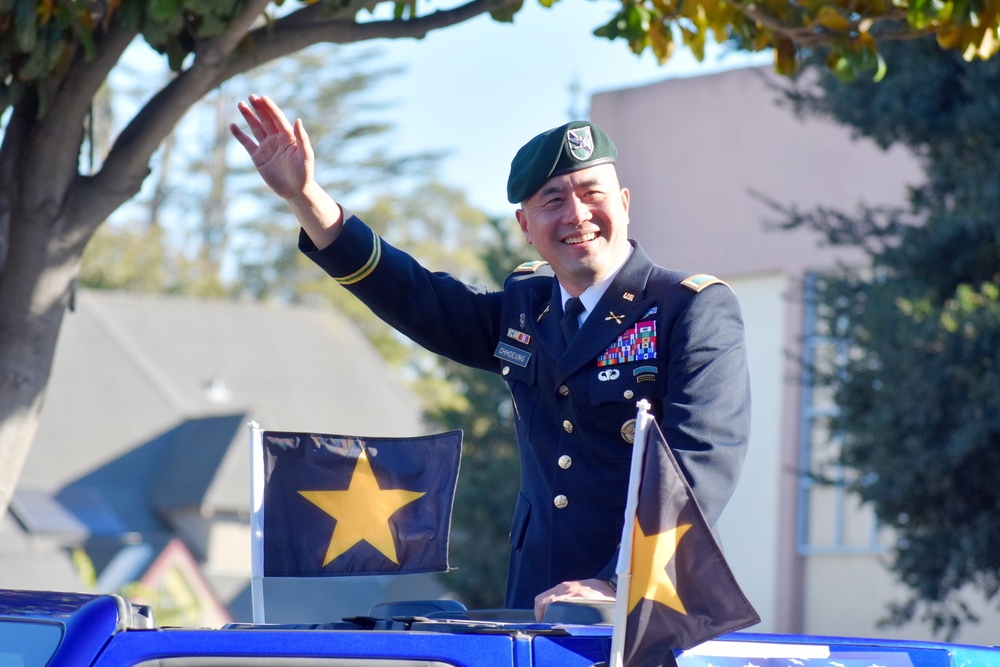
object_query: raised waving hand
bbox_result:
[231,95,343,249]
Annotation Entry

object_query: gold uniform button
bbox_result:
[553,495,569,509]
[623,390,634,400]
[558,385,570,396]
[557,455,573,469]
[502,366,510,376]
[562,420,574,433]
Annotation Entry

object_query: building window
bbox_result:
[796,272,886,556]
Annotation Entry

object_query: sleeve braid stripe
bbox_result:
[334,230,382,285]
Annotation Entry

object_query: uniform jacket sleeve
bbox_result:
[299,213,504,373]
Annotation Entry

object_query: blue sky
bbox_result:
[367,1,769,215]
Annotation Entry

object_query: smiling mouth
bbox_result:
[563,231,599,245]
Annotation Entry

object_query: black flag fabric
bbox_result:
[262,429,461,577]
[623,420,759,667]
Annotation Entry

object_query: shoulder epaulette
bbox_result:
[681,273,731,293]
[513,260,549,274]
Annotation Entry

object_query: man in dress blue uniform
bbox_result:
[231,95,751,621]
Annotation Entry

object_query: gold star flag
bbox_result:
[260,429,461,577]
[616,415,759,667]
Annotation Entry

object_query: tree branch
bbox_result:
[217,0,519,83]
[75,0,517,231]
[739,3,918,48]
[17,27,136,226]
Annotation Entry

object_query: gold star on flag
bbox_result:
[299,449,425,567]
[628,517,692,614]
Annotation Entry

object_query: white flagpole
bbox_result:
[248,421,266,625]
[609,399,655,667]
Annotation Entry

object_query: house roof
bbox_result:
[24,289,427,516]
[9,290,430,587]
[5,289,445,615]
[0,513,85,592]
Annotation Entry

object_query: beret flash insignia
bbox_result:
[567,127,594,161]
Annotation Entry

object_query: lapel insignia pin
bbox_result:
[537,304,550,322]
[622,292,635,301]
[605,311,624,324]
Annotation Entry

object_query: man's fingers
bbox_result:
[534,596,549,622]
[254,94,296,136]
[533,579,617,621]
[533,585,567,621]
[229,122,257,153]
[235,99,268,144]
[293,119,314,161]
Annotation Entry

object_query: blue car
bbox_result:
[2,589,999,667]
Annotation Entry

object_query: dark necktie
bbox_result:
[560,297,585,344]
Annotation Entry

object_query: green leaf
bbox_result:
[164,35,188,71]
[17,33,53,79]
[873,51,887,82]
[148,0,180,23]
[812,5,851,32]
[489,0,523,23]
[775,37,797,75]
[833,55,854,80]
[195,13,228,38]
[594,9,628,40]
[142,19,170,49]
[117,0,144,31]
[392,0,414,20]
[626,3,652,34]
[15,0,38,52]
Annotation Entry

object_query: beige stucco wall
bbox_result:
[719,272,788,633]
[591,66,919,277]
[804,552,1000,646]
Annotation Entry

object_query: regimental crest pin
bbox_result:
[567,127,594,161]
[620,418,636,444]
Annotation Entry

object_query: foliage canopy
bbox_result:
[4,0,1000,116]
[595,0,1000,79]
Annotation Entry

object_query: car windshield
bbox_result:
[0,620,63,667]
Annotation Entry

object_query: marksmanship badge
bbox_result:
[567,127,594,161]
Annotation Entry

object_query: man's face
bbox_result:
[515,163,631,296]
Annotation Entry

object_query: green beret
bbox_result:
[506,120,618,204]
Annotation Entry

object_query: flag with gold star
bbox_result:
[620,418,759,667]
[260,429,461,576]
